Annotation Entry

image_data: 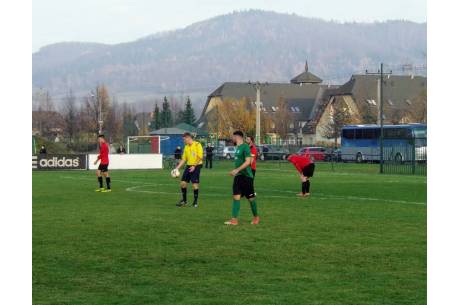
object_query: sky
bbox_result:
[33,0,427,52]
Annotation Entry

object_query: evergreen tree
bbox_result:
[182,96,196,125]
[122,103,138,138]
[161,96,172,127]
[152,103,161,130]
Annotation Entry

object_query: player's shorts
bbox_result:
[302,163,315,178]
[233,175,255,199]
[181,165,202,183]
[98,163,109,172]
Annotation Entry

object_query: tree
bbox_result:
[85,85,111,135]
[122,103,138,138]
[105,97,123,142]
[181,96,196,125]
[34,90,57,138]
[152,103,161,129]
[161,96,172,127]
[62,89,79,144]
[272,97,292,139]
[321,100,353,148]
[208,98,255,138]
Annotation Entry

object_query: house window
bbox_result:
[405,99,412,105]
[271,106,277,112]
[387,99,393,106]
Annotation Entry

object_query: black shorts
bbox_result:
[181,165,202,183]
[302,163,315,178]
[98,163,109,172]
[233,175,255,199]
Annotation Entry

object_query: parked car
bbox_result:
[258,145,290,160]
[296,147,327,161]
[324,148,342,162]
[216,146,236,159]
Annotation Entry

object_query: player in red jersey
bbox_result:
[287,154,315,197]
[246,136,257,178]
[94,134,111,192]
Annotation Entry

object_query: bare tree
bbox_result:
[85,85,111,135]
[61,89,79,144]
[321,100,353,148]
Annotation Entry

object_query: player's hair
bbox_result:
[233,130,244,137]
[247,135,255,143]
[182,132,193,138]
[98,134,105,138]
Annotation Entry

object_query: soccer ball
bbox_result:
[171,168,180,178]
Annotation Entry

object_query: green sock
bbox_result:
[232,199,240,218]
[249,199,258,217]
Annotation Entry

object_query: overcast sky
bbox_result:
[33,0,427,51]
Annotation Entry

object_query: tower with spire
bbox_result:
[290,60,323,84]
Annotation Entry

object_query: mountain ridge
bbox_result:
[32,10,427,108]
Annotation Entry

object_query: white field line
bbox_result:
[60,176,426,206]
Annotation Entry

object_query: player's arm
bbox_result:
[195,144,203,164]
[230,156,252,176]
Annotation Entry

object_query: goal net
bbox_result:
[126,136,169,154]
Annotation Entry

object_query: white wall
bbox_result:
[88,154,163,170]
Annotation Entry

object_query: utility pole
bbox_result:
[249,81,268,145]
[366,63,392,173]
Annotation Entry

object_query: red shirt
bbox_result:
[287,154,311,173]
[98,142,109,165]
[250,144,257,170]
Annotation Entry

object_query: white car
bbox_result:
[216,146,236,159]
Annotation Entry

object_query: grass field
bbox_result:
[33,161,427,305]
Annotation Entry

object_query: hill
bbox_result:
[32,10,427,108]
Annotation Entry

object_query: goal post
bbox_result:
[126,136,169,154]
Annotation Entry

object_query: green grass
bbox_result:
[33,161,426,305]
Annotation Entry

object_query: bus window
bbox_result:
[342,129,354,139]
[363,128,377,139]
[384,128,411,139]
[355,129,364,139]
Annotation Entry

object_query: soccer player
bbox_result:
[174,132,203,208]
[94,134,111,192]
[225,131,259,225]
[287,154,315,197]
[246,136,257,178]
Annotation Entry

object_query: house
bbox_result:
[198,62,338,145]
[309,74,427,145]
[198,62,427,146]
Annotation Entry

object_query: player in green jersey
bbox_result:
[225,130,260,225]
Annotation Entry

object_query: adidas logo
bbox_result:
[39,157,80,168]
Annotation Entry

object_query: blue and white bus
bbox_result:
[341,124,427,162]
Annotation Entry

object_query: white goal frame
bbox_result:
[126,135,170,154]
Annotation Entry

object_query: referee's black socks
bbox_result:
[98,176,103,188]
[181,187,187,202]
[193,189,199,203]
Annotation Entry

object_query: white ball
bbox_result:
[171,168,180,178]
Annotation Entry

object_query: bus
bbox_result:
[341,124,427,163]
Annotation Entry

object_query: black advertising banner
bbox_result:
[32,154,87,170]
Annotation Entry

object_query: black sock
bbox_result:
[181,187,187,202]
[193,189,199,203]
[105,177,111,189]
[306,180,310,193]
[98,176,103,188]
[302,182,307,194]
